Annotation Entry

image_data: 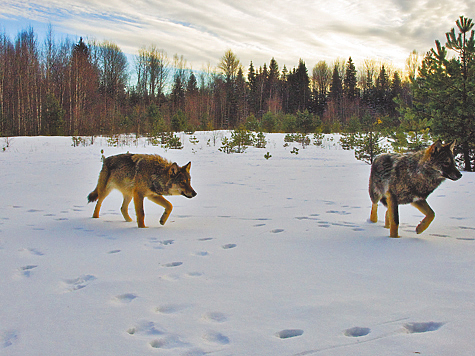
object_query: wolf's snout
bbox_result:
[451,171,462,181]
[183,190,197,198]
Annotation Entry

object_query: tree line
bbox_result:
[1,17,474,170]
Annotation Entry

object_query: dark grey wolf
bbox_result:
[369,140,462,237]
[88,153,196,228]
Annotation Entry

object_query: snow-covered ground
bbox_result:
[1,132,474,356]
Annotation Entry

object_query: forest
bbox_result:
[1,16,475,170]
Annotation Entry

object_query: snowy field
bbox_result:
[1,132,474,356]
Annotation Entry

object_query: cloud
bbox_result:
[1,0,474,73]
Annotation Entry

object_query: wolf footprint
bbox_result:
[1,330,18,348]
[19,248,44,256]
[127,321,164,336]
[192,251,209,257]
[403,322,444,333]
[163,262,183,267]
[202,331,230,345]
[149,335,189,349]
[17,265,38,278]
[344,326,371,337]
[275,329,304,339]
[222,244,236,249]
[155,304,189,314]
[112,293,137,304]
[62,274,96,292]
[202,312,227,323]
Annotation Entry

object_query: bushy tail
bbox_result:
[87,190,98,203]
[87,163,110,203]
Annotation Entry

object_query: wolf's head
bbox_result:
[167,162,197,198]
[425,140,462,181]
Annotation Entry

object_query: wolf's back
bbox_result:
[88,154,135,203]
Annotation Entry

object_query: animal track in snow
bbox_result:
[459,226,475,230]
[127,321,164,336]
[403,322,444,333]
[186,272,203,278]
[163,262,183,268]
[17,265,38,278]
[344,326,371,337]
[27,209,43,213]
[326,210,351,215]
[222,243,236,249]
[192,251,209,257]
[145,239,174,250]
[112,293,137,304]
[149,335,189,349]
[19,247,44,256]
[155,304,189,314]
[275,329,304,339]
[202,312,227,323]
[202,331,230,345]
[1,330,18,348]
[61,274,96,292]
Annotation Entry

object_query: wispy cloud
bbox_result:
[1,0,474,71]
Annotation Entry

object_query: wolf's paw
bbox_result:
[415,224,428,234]
[159,215,169,225]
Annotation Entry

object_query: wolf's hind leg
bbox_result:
[149,195,173,225]
[133,191,147,228]
[121,194,133,222]
[386,193,399,238]
[411,200,435,234]
[92,188,112,218]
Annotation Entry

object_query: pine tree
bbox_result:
[414,16,475,171]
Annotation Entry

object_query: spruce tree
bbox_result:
[343,57,357,100]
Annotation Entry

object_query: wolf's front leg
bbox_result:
[133,191,147,228]
[411,200,435,234]
[370,203,378,223]
[149,195,173,225]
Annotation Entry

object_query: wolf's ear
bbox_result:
[449,140,456,153]
[169,162,180,176]
[427,140,442,155]
[183,162,191,173]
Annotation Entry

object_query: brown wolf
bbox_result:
[369,140,462,237]
[88,153,196,228]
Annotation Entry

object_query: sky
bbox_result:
[1,0,474,74]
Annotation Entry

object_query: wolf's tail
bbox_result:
[87,163,110,203]
[87,190,98,203]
